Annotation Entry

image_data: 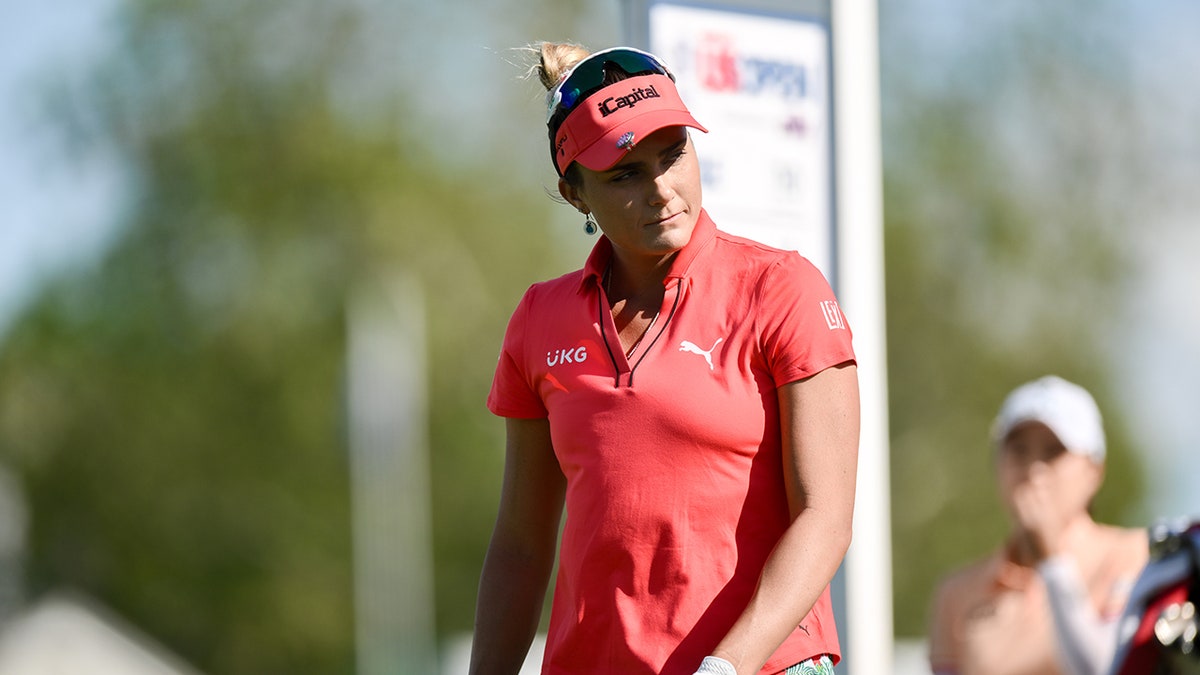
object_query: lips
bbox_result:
[648,211,681,227]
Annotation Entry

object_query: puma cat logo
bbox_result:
[679,338,724,371]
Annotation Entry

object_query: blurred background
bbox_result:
[0,0,1196,673]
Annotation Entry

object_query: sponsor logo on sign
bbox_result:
[695,34,810,99]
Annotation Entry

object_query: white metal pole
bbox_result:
[347,274,437,675]
[832,1,894,673]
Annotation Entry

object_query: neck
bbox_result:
[606,251,676,303]
[602,257,668,359]
[605,265,663,315]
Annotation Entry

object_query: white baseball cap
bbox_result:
[990,375,1106,463]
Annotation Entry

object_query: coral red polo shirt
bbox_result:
[488,210,855,674]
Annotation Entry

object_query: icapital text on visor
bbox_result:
[597,84,661,117]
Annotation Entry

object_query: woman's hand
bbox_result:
[1011,462,1069,560]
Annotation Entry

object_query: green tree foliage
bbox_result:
[880,2,1149,636]
[0,0,575,671]
[0,0,1159,667]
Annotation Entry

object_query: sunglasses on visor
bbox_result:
[546,47,675,125]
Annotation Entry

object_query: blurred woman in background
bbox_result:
[929,375,1149,675]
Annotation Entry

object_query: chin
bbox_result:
[645,234,690,255]
[654,221,696,247]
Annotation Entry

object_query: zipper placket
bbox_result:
[597,281,682,388]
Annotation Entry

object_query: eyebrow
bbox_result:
[606,138,688,174]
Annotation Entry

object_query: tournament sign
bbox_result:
[648,3,833,276]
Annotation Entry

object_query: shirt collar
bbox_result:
[578,209,717,293]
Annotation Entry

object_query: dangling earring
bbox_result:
[584,213,598,235]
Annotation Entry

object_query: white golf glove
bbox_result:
[694,655,737,675]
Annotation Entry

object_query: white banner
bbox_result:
[649,3,833,275]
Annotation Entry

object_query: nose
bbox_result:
[649,172,674,205]
[1025,461,1052,482]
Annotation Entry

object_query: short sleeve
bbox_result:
[486,286,549,419]
[756,253,855,385]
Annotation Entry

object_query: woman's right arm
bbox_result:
[1038,556,1125,675]
[468,417,566,675]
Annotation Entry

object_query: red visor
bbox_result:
[552,74,707,175]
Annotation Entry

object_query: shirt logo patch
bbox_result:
[546,346,587,367]
[820,300,847,331]
[679,338,724,371]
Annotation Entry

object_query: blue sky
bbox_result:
[0,0,124,342]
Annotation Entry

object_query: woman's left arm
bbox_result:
[706,362,860,675]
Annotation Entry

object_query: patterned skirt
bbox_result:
[783,654,835,675]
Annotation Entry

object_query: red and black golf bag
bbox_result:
[1110,518,1200,675]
